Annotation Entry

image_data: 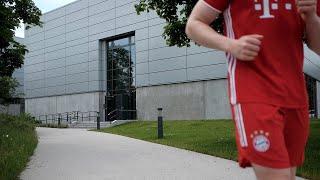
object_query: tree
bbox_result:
[135,0,224,47]
[0,77,19,105]
[0,0,42,103]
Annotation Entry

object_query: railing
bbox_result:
[107,109,119,121]
[37,111,100,125]
[106,109,137,121]
[37,109,137,125]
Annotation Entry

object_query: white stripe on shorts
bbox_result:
[233,104,248,147]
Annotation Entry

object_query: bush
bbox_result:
[0,113,38,180]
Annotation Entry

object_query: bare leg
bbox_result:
[252,163,291,180]
[290,167,297,180]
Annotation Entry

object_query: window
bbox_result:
[106,36,136,96]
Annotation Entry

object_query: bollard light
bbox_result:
[97,112,101,130]
[157,108,163,139]
[158,108,163,117]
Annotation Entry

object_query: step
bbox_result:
[68,120,137,129]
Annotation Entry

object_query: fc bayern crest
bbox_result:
[251,130,270,152]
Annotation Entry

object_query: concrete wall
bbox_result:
[25,92,101,117]
[136,79,231,120]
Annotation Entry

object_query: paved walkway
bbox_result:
[21,128,303,180]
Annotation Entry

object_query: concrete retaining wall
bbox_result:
[25,92,102,117]
[136,79,231,120]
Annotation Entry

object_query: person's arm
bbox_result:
[185,0,263,61]
[298,0,320,55]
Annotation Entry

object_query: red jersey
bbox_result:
[203,0,320,108]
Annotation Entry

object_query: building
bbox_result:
[23,0,320,121]
[0,37,25,115]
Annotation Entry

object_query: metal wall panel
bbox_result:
[66,63,88,75]
[149,56,186,73]
[187,64,227,81]
[66,82,89,93]
[46,76,66,87]
[24,0,232,98]
[149,69,187,85]
[187,51,226,68]
[66,18,88,32]
[66,72,89,84]
[136,62,149,75]
[89,0,115,16]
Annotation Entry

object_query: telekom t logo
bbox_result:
[254,0,293,19]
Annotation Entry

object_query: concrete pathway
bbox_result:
[21,128,304,180]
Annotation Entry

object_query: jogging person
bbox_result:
[186,0,320,179]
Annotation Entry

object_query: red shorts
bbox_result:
[230,103,310,169]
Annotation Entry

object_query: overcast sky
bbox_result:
[15,0,78,37]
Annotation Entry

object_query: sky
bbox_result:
[15,0,78,37]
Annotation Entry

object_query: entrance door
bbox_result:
[105,35,136,121]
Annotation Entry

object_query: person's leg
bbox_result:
[290,167,297,180]
[252,163,291,180]
[281,107,310,180]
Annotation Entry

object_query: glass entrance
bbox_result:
[106,35,136,121]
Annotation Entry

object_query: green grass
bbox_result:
[98,120,320,180]
[0,114,38,180]
[297,120,320,179]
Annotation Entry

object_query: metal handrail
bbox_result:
[37,111,99,125]
[108,109,119,116]
[110,114,118,120]
[107,109,137,121]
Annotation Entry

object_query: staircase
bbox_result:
[69,120,135,129]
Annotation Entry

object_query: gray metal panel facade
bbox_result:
[24,0,320,100]
[24,0,229,99]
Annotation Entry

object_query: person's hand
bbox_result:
[296,0,318,22]
[227,34,263,61]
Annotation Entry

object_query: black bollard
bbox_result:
[97,112,100,130]
[157,108,163,139]
[58,114,61,127]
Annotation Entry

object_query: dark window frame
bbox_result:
[106,33,136,97]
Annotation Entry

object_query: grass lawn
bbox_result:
[98,120,320,180]
[0,114,38,180]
